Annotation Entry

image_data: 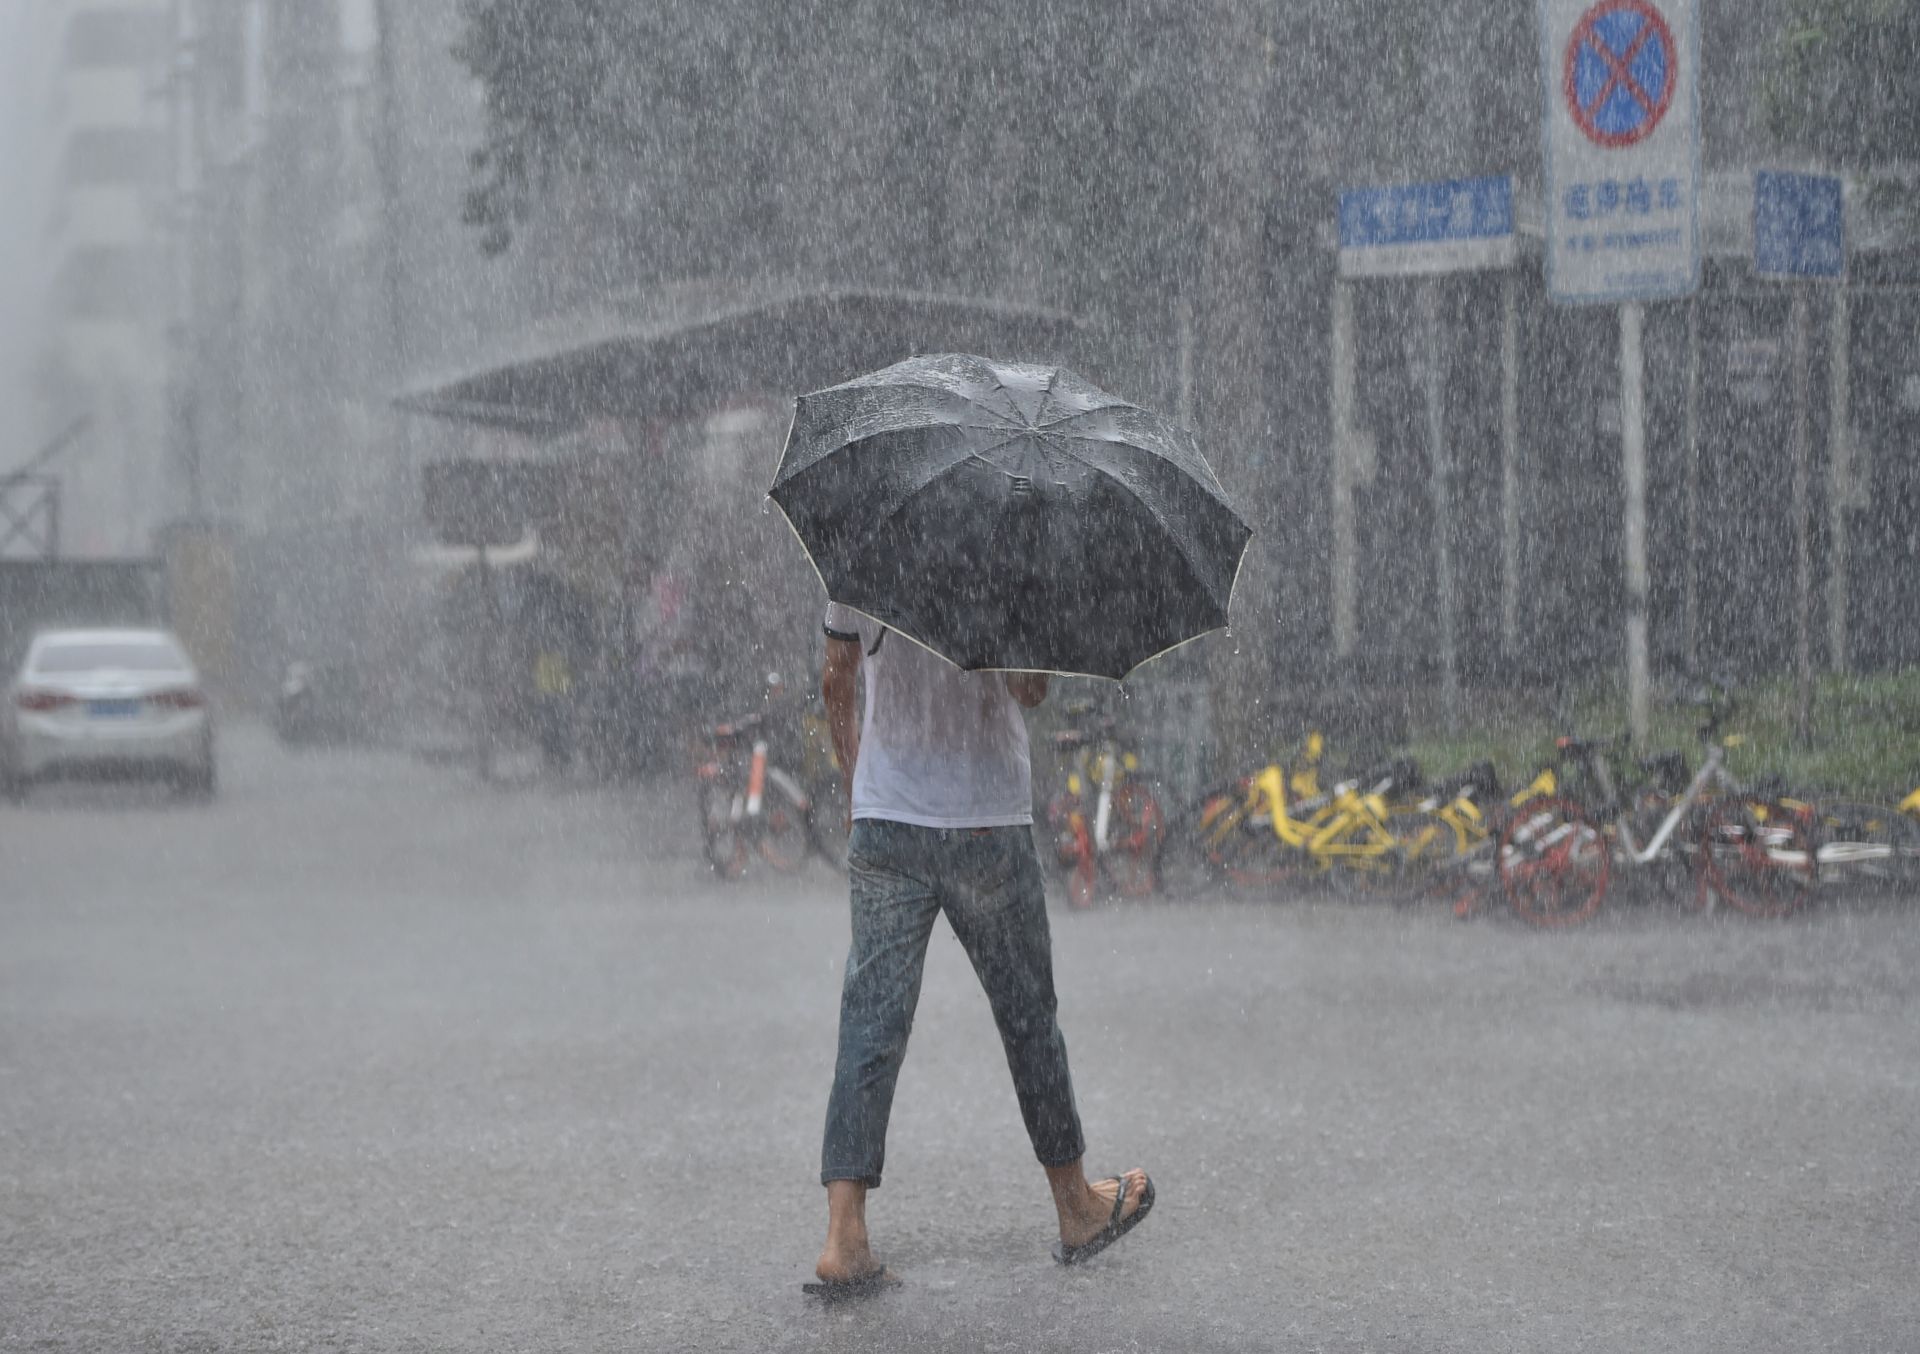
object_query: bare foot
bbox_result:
[1058,1166,1150,1250]
[817,1227,889,1285]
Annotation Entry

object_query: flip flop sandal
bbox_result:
[1051,1173,1156,1266]
[801,1268,900,1301]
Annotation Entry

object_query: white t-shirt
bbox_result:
[824,602,1034,828]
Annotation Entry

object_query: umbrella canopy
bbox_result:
[770,353,1252,680]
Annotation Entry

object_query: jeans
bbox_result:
[820,819,1086,1187]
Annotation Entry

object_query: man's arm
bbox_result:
[1005,673,1049,709]
[821,636,862,793]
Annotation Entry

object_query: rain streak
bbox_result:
[2,3,1917,1351]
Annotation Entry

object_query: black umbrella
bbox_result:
[769,353,1252,680]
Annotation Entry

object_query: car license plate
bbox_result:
[88,700,141,718]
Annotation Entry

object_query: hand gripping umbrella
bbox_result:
[768,353,1252,680]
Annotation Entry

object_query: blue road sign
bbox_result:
[1754,171,1844,280]
[1337,176,1516,277]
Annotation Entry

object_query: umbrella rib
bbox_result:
[1035,407,1232,500]
[982,372,1026,426]
[1079,460,1243,603]
[856,451,1007,555]
[1029,429,1239,545]
[825,378,1026,433]
[868,429,1241,602]
[861,443,1238,621]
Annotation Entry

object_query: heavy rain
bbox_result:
[2,1,1918,1350]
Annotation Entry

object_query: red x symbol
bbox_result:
[1563,0,1677,149]
[1582,19,1658,119]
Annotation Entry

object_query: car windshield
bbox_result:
[31,641,188,675]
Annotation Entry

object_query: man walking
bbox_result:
[807,601,1154,1297]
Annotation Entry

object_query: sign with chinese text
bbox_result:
[1337,176,1517,278]
[1540,0,1700,303]
[1754,170,1844,280]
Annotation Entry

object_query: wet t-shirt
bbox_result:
[823,602,1033,829]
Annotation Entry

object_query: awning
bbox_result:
[394,280,1083,437]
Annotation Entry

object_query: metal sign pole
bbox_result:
[1329,279,1359,660]
[1682,296,1701,675]
[1753,169,1845,730]
[1790,285,1815,743]
[1621,300,1650,750]
[478,543,500,782]
[1421,278,1460,732]
[1825,287,1851,674]
[1500,271,1522,656]
[1541,0,1698,747]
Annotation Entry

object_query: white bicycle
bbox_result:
[1497,695,1819,927]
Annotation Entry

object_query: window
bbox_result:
[65,9,172,69]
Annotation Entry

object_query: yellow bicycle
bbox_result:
[1177,735,1426,890]
[1390,764,1561,916]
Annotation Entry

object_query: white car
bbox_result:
[1,627,216,801]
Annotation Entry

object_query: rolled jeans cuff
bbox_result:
[819,1167,883,1189]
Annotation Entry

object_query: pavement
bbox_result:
[2,724,1917,1353]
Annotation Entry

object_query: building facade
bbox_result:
[23,0,176,556]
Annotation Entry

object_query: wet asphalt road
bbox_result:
[3,726,1918,1353]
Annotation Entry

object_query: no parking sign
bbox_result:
[1541,0,1699,303]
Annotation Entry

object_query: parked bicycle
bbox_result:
[1043,702,1166,908]
[1496,688,1818,927]
[1808,793,1920,897]
[1391,760,1560,916]
[693,684,845,879]
[1175,733,1431,892]
[798,707,849,872]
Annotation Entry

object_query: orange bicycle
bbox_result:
[1044,707,1166,908]
[693,713,814,879]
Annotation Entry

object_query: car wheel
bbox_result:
[180,760,217,803]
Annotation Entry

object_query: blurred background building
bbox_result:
[1,0,548,704]
[15,0,175,557]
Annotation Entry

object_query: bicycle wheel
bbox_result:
[1498,797,1611,928]
[698,778,749,879]
[1696,798,1816,919]
[1160,787,1227,893]
[1163,785,1238,890]
[1190,786,1299,890]
[1381,806,1460,905]
[1066,816,1097,909]
[756,780,813,874]
[1101,780,1166,898]
[1812,800,1918,897]
[1045,792,1098,907]
[1409,848,1503,918]
[1321,831,1403,895]
[1045,791,1085,872]
[1388,805,1463,869]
